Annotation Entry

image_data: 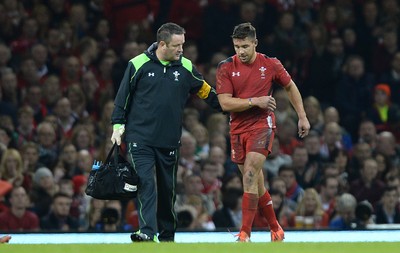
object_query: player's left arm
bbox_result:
[284,80,310,138]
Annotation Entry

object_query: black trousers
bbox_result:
[127,142,179,241]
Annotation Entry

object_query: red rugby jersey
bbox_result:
[216,53,291,134]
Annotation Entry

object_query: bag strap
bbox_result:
[105,143,117,164]
[114,143,120,165]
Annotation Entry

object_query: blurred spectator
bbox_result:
[40,192,79,231]
[276,118,302,156]
[357,119,378,149]
[371,29,398,77]
[179,131,201,174]
[0,68,19,107]
[375,186,400,224]
[0,186,39,231]
[201,0,238,62]
[53,142,79,180]
[264,138,292,179]
[273,11,308,69]
[66,84,89,120]
[278,164,304,203]
[273,88,298,126]
[10,17,38,57]
[183,107,201,133]
[322,106,353,151]
[76,36,98,73]
[111,41,142,92]
[60,56,82,92]
[103,0,159,47]
[366,84,400,139]
[375,131,400,169]
[41,75,62,114]
[200,160,222,211]
[30,167,58,218]
[212,187,242,230]
[348,142,373,182]
[31,4,51,41]
[183,194,215,231]
[270,176,297,212]
[20,142,43,189]
[168,0,207,41]
[24,84,47,124]
[303,96,324,132]
[92,18,111,52]
[30,43,51,79]
[379,51,400,106]
[53,97,78,139]
[36,121,59,170]
[354,0,381,70]
[334,55,375,139]
[16,105,35,143]
[329,192,357,229]
[292,145,319,188]
[71,175,90,230]
[191,123,210,160]
[0,148,25,187]
[0,43,12,72]
[87,198,106,231]
[319,176,339,221]
[349,158,386,207]
[319,4,342,37]
[320,122,345,160]
[71,124,96,155]
[289,188,330,229]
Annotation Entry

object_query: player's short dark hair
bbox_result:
[231,22,256,40]
[157,22,185,44]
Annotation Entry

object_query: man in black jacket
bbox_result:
[111,22,221,242]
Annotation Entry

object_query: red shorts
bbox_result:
[230,127,275,164]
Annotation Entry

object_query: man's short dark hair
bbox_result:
[157,22,185,44]
[231,22,256,40]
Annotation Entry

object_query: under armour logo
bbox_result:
[132,143,137,147]
[232,72,240,77]
[169,151,175,155]
[173,71,180,81]
[148,72,154,77]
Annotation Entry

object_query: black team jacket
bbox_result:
[111,42,221,149]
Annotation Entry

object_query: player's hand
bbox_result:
[111,124,125,145]
[254,96,276,111]
[298,117,310,138]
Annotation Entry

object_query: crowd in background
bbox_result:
[1,0,400,233]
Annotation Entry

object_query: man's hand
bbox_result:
[111,124,125,145]
[253,96,276,111]
[298,117,310,138]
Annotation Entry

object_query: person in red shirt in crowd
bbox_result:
[103,0,159,47]
[0,186,40,231]
[216,23,310,242]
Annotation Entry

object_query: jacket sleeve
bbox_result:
[190,64,223,112]
[111,61,137,124]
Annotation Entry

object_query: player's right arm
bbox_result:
[217,93,276,112]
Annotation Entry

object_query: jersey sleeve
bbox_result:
[216,61,233,94]
[271,58,292,87]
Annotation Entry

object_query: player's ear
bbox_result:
[254,39,258,47]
